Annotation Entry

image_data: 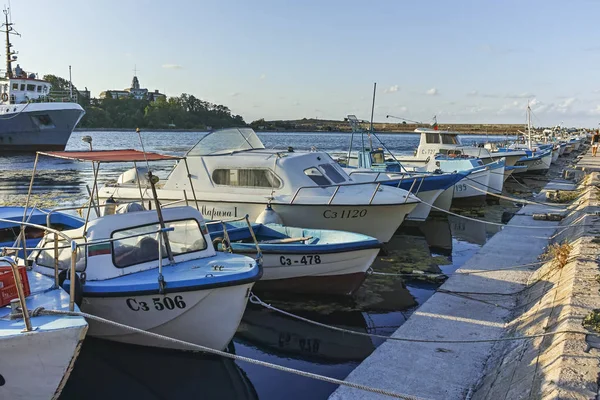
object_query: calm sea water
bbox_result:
[0,130,513,400]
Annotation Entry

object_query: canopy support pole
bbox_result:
[83,161,100,236]
[148,170,174,264]
[183,158,200,212]
[20,152,39,263]
[133,161,146,207]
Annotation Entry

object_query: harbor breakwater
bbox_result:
[331,143,600,399]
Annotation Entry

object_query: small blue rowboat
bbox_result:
[208,222,380,296]
[0,207,84,258]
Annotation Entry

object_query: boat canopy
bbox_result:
[37,149,182,163]
[187,128,265,156]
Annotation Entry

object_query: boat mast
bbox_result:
[368,82,376,150]
[1,8,18,79]
[527,101,532,149]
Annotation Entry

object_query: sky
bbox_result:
[10,0,600,126]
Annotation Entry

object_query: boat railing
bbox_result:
[290,180,396,206]
[0,256,32,331]
[205,215,262,263]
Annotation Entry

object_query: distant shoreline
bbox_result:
[75,127,518,136]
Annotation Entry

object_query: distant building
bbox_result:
[99,75,166,101]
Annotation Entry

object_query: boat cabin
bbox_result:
[0,72,52,105]
[161,128,354,196]
[413,128,497,161]
[32,207,215,281]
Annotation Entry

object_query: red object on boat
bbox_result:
[37,149,182,163]
[0,266,30,307]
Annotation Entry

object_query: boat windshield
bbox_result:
[187,128,265,156]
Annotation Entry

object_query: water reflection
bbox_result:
[237,306,375,363]
[60,338,258,400]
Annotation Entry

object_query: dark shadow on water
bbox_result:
[60,338,258,400]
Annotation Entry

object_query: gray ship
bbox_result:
[0,9,84,152]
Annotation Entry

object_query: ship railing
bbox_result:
[289,180,398,206]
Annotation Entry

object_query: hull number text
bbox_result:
[323,209,367,219]
[126,296,187,311]
[280,255,322,265]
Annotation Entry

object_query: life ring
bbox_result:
[1,93,8,102]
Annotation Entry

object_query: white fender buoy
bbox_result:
[255,204,283,224]
[103,196,117,216]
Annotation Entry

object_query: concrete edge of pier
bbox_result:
[330,144,600,400]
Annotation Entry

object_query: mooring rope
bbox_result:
[247,294,594,344]
[463,180,571,208]
[28,308,422,400]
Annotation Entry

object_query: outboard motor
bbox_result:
[255,204,283,224]
[103,196,117,216]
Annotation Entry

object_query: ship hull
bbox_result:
[0,103,85,152]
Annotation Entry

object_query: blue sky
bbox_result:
[12,0,600,125]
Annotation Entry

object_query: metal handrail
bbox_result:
[289,180,388,205]
[0,256,32,331]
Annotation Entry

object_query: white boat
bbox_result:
[0,10,84,151]
[396,127,526,172]
[23,149,261,351]
[0,256,88,400]
[208,220,381,295]
[32,206,261,351]
[99,128,420,243]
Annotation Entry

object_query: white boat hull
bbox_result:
[235,248,378,295]
[0,324,87,400]
[99,188,417,243]
[487,163,505,195]
[81,283,254,350]
[405,188,444,221]
[452,169,490,203]
[432,187,454,212]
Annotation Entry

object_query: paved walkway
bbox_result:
[330,192,562,399]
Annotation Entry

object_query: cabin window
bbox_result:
[11,83,17,90]
[112,219,207,268]
[304,167,331,186]
[426,133,440,144]
[19,84,25,91]
[319,163,345,183]
[212,168,281,188]
[26,84,35,91]
[37,85,42,92]
[35,235,87,272]
[441,135,459,145]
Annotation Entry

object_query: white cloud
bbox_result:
[506,92,534,99]
[384,85,399,93]
[229,92,241,97]
[260,73,267,80]
[589,105,600,115]
[162,64,183,69]
[467,90,478,96]
[426,88,439,96]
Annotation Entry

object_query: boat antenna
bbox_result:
[1,7,19,79]
[368,82,376,150]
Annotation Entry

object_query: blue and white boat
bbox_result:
[208,220,380,296]
[338,116,471,220]
[0,207,83,258]
[0,256,88,400]
[22,149,262,351]
[32,206,262,351]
